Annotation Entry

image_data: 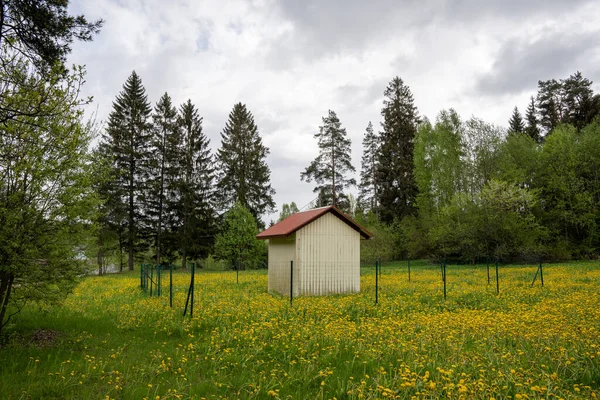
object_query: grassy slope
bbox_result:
[0,261,599,399]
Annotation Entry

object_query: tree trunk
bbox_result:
[0,271,15,334]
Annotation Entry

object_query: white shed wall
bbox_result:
[296,212,360,295]
[267,236,296,295]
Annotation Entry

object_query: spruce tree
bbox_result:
[301,110,356,210]
[178,100,215,269]
[508,106,525,134]
[376,77,420,224]
[103,71,152,271]
[216,103,275,224]
[525,96,541,143]
[358,121,379,211]
[146,92,180,264]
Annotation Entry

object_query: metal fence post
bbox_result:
[486,255,490,284]
[539,257,544,287]
[375,260,379,305]
[290,260,293,306]
[443,258,447,300]
[157,264,161,297]
[150,264,154,297]
[169,263,173,308]
[190,262,195,318]
[495,258,500,295]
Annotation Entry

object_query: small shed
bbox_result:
[256,206,372,296]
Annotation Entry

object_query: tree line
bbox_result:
[97,72,275,272]
[352,73,600,262]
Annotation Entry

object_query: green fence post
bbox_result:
[158,264,162,297]
[150,264,154,297]
[443,258,447,300]
[290,260,293,306]
[375,260,379,305]
[531,265,539,287]
[170,263,173,308]
[190,262,195,318]
[540,258,544,287]
[486,255,490,285]
[495,259,500,295]
[140,264,143,288]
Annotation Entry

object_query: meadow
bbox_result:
[0,261,599,399]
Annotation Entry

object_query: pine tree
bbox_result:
[301,110,356,210]
[177,100,215,269]
[536,79,563,133]
[358,121,379,211]
[561,71,595,129]
[525,96,541,143]
[508,106,525,134]
[376,77,420,224]
[216,103,275,224]
[102,71,152,271]
[146,92,180,264]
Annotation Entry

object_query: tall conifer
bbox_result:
[146,92,180,264]
[216,103,275,224]
[376,77,420,224]
[102,71,152,271]
[177,100,215,268]
[358,121,379,211]
[301,110,356,211]
[525,96,541,142]
[508,106,525,134]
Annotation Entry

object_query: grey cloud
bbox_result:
[267,0,595,68]
[474,30,600,96]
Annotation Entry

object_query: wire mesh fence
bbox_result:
[136,257,553,319]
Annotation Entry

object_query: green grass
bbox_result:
[0,261,599,399]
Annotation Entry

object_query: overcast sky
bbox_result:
[68,0,600,222]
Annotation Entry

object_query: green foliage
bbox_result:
[214,203,265,269]
[356,211,398,263]
[301,109,356,211]
[216,103,275,225]
[431,181,543,262]
[278,202,299,222]
[0,0,103,69]
[377,77,420,224]
[0,55,98,333]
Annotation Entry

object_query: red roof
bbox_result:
[257,206,372,240]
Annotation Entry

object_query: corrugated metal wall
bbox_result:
[267,236,296,295]
[296,212,360,295]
